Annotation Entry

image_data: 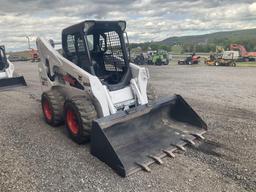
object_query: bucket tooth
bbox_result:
[148,155,163,164]
[191,132,205,140]
[163,149,175,158]
[183,138,196,146]
[136,163,151,172]
[175,144,186,151]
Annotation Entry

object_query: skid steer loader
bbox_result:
[36,20,207,177]
[0,45,27,89]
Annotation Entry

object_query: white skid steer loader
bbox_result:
[36,20,207,177]
[0,45,26,89]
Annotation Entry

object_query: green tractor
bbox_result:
[148,50,169,65]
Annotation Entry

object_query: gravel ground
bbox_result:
[0,61,255,192]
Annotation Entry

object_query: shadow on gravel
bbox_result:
[192,139,239,163]
[187,139,256,192]
[194,140,223,157]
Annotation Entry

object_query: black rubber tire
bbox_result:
[148,60,153,65]
[64,96,97,144]
[147,83,157,103]
[41,89,65,126]
[41,90,65,126]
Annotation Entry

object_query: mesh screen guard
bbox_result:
[101,31,126,73]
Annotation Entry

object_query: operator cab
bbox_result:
[0,46,8,71]
[62,20,131,91]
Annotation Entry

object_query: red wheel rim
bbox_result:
[66,109,79,135]
[43,99,53,121]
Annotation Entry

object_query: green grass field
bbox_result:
[236,62,256,67]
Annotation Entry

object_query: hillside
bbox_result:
[130,28,256,53]
[160,28,256,46]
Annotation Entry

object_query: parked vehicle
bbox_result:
[205,51,239,67]
[178,53,200,65]
[0,45,26,89]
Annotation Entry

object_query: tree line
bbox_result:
[130,37,256,53]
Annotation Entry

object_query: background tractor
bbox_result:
[205,51,239,67]
[131,49,169,65]
[148,50,169,65]
[30,48,40,62]
[230,44,256,62]
[178,53,200,65]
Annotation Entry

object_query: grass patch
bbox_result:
[236,62,256,67]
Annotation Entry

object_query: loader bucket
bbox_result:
[91,95,207,177]
[0,76,27,89]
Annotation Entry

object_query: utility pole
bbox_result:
[26,36,31,50]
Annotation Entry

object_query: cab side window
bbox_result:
[0,49,5,70]
[65,34,78,65]
[67,35,76,54]
[86,35,94,51]
[77,37,85,53]
[64,33,92,74]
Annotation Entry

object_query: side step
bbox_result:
[91,95,207,177]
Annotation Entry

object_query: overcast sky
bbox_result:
[0,0,256,51]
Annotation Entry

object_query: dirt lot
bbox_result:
[0,61,255,192]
